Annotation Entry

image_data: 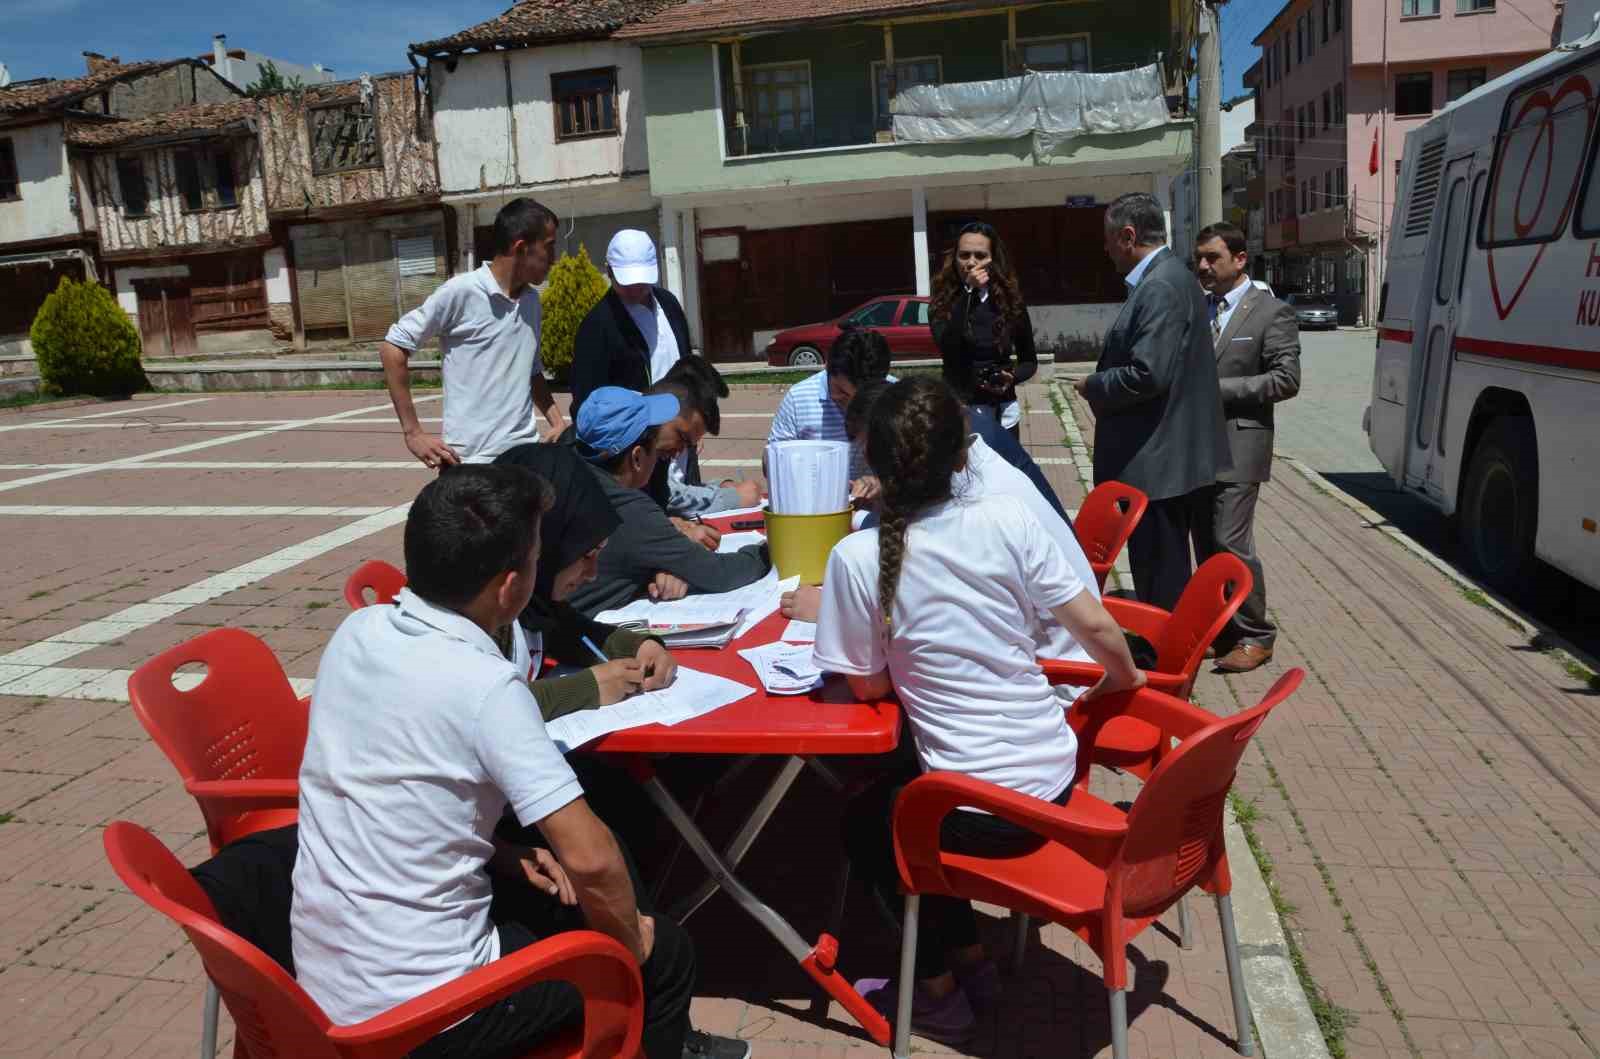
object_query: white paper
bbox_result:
[693,569,800,638]
[543,666,756,753]
[715,530,767,554]
[766,441,851,516]
[737,641,824,696]
[781,619,817,643]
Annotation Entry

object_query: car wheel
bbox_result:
[1458,417,1539,594]
[788,345,824,368]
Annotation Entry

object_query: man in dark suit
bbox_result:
[1192,222,1301,672]
[1075,192,1231,611]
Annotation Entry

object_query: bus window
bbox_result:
[1482,62,1596,246]
[1578,106,1600,236]
[1436,178,1469,305]
[1460,172,1485,299]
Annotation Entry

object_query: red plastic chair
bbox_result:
[1041,553,1255,782]
[889,670,1303,1059]
[343,559,406,610]
[104,822,644,1059]
[128,628,310,1058]
[1073,482,1149,590]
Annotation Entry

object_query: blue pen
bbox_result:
[580,635,609,664]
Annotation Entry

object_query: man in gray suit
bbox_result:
[1191,222,1301,672]
[1076,192,1231,611]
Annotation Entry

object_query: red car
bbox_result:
[764,295,935,367]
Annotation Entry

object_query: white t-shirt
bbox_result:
[813,493,1084,801]
[625,295,682,385]
[385,264,545,464]
[292,589,581,1025]
[962,434,1099,663]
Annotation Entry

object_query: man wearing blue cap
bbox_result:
[566,387,770,617]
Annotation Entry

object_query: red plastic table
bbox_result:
[589,511,901,1045]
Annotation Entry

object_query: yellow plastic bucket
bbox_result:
[764,509,853,585]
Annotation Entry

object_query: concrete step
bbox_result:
[0,374,41,398]
[142,359,441,393]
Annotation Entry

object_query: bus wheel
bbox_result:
[1458,416,1539,594]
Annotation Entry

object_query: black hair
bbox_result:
[596,425,662,475]
[1196,221,1247,258]
[866,377,967,632]
[658,357,728,434]
[1104,192,1168,248]
[493,198,559,257]
[844,377,893,443]
[403,464,553,611]
[826,326,892,384]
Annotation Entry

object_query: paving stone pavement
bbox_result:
[1063,381,1600,1059]
[3,375,1589,1057]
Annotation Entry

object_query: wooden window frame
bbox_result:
[173,144,240,214]
[116,155,149,218]
[745,60,815,138]
[1013,33,1093,74]
[870,54,943,131]
[551,66,621,143]
[0,138,19,202]
[306,100,383,176]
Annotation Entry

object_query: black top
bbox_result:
[937,288,1038,407]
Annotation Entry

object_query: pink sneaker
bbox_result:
[854,977,976,1044]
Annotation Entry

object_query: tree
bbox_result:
[245,60,304,97]
[30,276,145,397]
[539,246,609,383]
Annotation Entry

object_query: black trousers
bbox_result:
[843,762,1067,981]
[412,842,694,1059]
[1126,488,1209,612]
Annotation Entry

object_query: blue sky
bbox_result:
[1220,0,1285,103]
[1,0,510,83]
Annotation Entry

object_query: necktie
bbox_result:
[1209,292,1225,342]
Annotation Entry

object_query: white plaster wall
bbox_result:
[433,41,649,194]
[0,122,77,243]
[263,246,291,304]
[112,264,189,314]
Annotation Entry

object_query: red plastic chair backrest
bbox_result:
[1154,553,1254,695]
[1073,482,1149,587]
[126,629,308,851]
[1111,669,1302,918]
[104,822,341,1059]
[344,560,406,610]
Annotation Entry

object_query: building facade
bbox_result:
[618,0,1197,360]
[1252,0,1556,323]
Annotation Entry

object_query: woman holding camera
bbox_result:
[932,221,1037,441]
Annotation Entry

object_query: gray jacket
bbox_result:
[566,464,771,617]
[1082,247,1232,501]
[1213,284,1302,483]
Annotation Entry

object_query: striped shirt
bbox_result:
[767,371,893,480]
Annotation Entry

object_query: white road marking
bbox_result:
[0,503,410,677]
[0,397,215,432]
[0,664,316,702]
[0,396,439,495]
[3,417,447,430]
[0,461,425,471]
[0,505,390,517]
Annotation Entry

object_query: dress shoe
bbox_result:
[1216,643,1273,673]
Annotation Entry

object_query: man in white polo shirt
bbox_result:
[380,198,570,468]
[292,465,749,1059]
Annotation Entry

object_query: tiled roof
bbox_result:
[0,59,195,115]
[411,0,686,55]
[65,99,259,148]
[615,0,1021,42]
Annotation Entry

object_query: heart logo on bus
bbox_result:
[1486,74,1595,320]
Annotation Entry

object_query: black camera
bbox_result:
[974,361,1011,392]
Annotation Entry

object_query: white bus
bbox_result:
[1367,25,1600,595]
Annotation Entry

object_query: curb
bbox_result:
[1049,378,1334,1059]
[1278,456,1600,680]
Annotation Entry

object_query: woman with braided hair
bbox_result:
[812,376,1142,1043]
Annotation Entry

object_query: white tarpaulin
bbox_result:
[892,64,1170,156]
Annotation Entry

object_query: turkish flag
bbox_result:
[1369,129,1380,176]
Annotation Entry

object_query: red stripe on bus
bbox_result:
[1453,335,1600,371]
[1378,327,1414,344]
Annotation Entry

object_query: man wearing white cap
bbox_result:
[571,230,760,516]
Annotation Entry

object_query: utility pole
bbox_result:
[1197,0,1223,227]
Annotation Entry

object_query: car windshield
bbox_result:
[846,300,898,327]
[1289,295,1333,307]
